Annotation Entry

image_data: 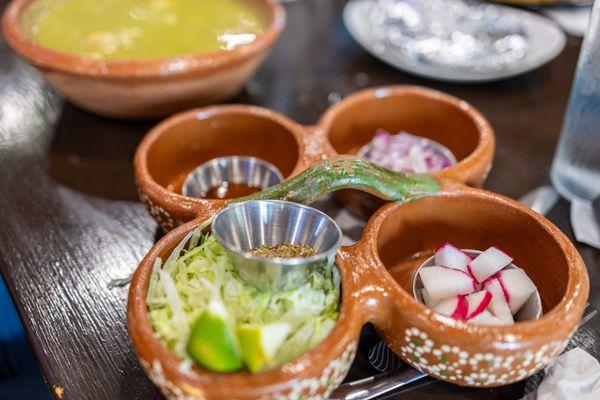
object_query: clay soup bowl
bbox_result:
[128,163,588,399]
[135,86,494,232]
[2,0,285,119]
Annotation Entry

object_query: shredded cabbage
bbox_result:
[147,231,340,366]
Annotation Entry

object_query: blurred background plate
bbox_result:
[343,0,567,82]
[495,0,592,6]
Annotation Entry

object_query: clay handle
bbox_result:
[228,155,440,206]
[336,244,398,327]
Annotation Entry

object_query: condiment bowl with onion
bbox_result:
[128,163,588,399]
[2,0,285,118]
[135,85,494,232]
[319,86,495,219]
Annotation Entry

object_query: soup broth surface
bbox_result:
[23,0,267,60]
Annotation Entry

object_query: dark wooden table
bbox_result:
[1,0,599,399]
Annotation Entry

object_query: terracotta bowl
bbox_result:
[135,86,493,231]
[346,181,588,387]
[134,104,331,231]
[1,0,285,119]
[319,86,495,219]
[127,181,588,399]
[129,219,363,400]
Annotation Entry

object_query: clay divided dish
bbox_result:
[128,178,588,399]
[128,85,587,399]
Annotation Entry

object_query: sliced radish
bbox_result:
[420,288,437,308]
[465,290,492,319]
[432,295,468,320]
[434,242,472,273]
[467,247,513,283]
[419,266,477,303]
[482,277,514,324]
[468,310,504,326]
[498,269,537,315]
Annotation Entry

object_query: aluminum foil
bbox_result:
[369,0,529,71]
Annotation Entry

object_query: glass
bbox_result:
[551,1,600,202]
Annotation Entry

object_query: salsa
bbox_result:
[202,182,261,199]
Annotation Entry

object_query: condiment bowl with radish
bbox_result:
[337,181,588,388]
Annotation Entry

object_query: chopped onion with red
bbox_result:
[358,130,456,174]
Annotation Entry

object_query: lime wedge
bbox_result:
[237,322,291,373]
[186,300,243,373]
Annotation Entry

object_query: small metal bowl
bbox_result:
[413,249,543,321]
[211,200,343,291]
[182,156,284,199]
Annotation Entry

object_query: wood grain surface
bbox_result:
[0,0,598,399]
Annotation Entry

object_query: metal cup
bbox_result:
[211,200,343,291]
[182,156,284,198]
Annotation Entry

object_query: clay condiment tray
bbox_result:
[128,86,588,399]
[2,0,285,119]
[128,175,588,399]
[134,85,494,232]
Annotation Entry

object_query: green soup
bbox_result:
[22,0,268,60]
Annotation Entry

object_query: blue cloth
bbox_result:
[0,277,38,377]
[0,277,52,399]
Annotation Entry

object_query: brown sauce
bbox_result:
[201,182,261,199]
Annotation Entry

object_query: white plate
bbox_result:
[343,0,567,83]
